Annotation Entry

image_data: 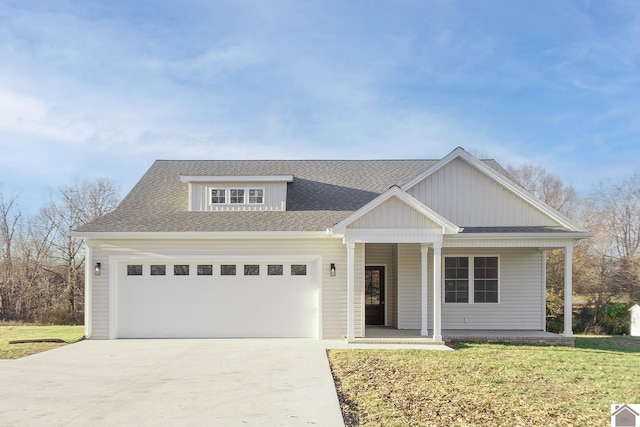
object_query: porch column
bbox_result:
[432,242,442,342]
[347,241,355,342]
[564,244,574,338]
[420,244,429,336]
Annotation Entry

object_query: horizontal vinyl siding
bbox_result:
[190,182,287,211]
[397,244,421,329]
[441,248,544,330]
[350,197,440,229]
[408,157,559,227]
[90,238,347,339]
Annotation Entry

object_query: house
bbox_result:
[73,147,590,342]
[611,404,640,427]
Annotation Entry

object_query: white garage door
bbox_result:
[116,260,318,338]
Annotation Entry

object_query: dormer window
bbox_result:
[230,189,245,204]
[249,189,263,204]
[210,188,265,206]
[211,189,226,204]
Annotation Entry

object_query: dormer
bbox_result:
[180,175,294,211]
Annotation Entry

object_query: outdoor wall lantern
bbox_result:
[330,263,336,277]
[94,262,101,277]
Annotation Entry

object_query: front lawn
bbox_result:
[328,336,640,426]
[0,325,85,359]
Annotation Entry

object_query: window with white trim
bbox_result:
[444,256,499,304]
[211,189,226,204]
[248,189,264,204]
[230,189,245,204]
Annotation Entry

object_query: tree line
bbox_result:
[1,165,639,333]
[507,164,640,334]
[0,179,119,324]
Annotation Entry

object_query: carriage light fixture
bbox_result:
[330,263,336,277]
[94,262,101,277]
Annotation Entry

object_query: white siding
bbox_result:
[407,157,560,227]
[440,248,544,330]
[397,244,421,329]
[349,197,441,229]
[364,243,397,328]
[189,182,287,211]
[89,238,347,339]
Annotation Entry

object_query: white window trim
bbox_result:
[209,187,265,206]
[248,188,264,205]
[442,254,500,304]
[211,188,226,204]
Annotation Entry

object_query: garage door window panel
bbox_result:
[221,265,236,276]
[150,265,166,276]
[197,265,213,276]
[291,265,307,276]
[244,264,260,276]
[174,265,190,276]
[127,265,143,276]
[268,264,283,276]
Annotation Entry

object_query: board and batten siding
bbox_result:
[349,197,441,229]
[407,157,560,227]
[89,238,349,339]
[440,248,545,330]
[364,243,398,328]
[189,182,287,211]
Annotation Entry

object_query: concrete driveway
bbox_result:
[0,339,345,426]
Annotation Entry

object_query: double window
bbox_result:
[444,256,499,304]
[211,188,264,205]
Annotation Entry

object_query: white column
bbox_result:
[432,242,442,342]
[564,244,574,338]
[347,241,355,342]
[420,244,429,336]
[84,239,92,339]
[541,250,547,332]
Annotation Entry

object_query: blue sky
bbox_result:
[1,0,639,213]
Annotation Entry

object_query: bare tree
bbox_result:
[590,173,640,259]
[0,186,23,320]
[506,163,580,216]
[39,178,120,313]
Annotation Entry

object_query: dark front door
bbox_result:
[365,266,385,325]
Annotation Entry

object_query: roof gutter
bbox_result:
[71,231,336,240]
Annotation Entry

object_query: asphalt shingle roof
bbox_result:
[76,159,509,233]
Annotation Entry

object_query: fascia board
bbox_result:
[180,175,294,183]
[447,231,592,240]
[401,147,588,232]
[71,231,334,240]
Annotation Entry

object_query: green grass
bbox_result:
[328,336,640,426]
[0,325,85,359]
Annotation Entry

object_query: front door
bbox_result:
[365,266,385,325]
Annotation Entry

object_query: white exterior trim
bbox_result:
[441,254,501,305]
[180,175,294,183]
[84,239,93,339]
[329,186,460,235]
[401,147,588,233]
[343,229,446,244]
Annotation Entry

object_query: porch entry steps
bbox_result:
[356,326,575,347]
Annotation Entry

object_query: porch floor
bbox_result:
[357,326,574,346]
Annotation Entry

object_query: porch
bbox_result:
[354,326,575,346]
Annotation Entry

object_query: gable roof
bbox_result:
[74,151,589,236]
[76,159,438,233]
[402,147,588,233]
[329,186,460,235]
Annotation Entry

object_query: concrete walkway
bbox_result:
[0,339,345,427]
